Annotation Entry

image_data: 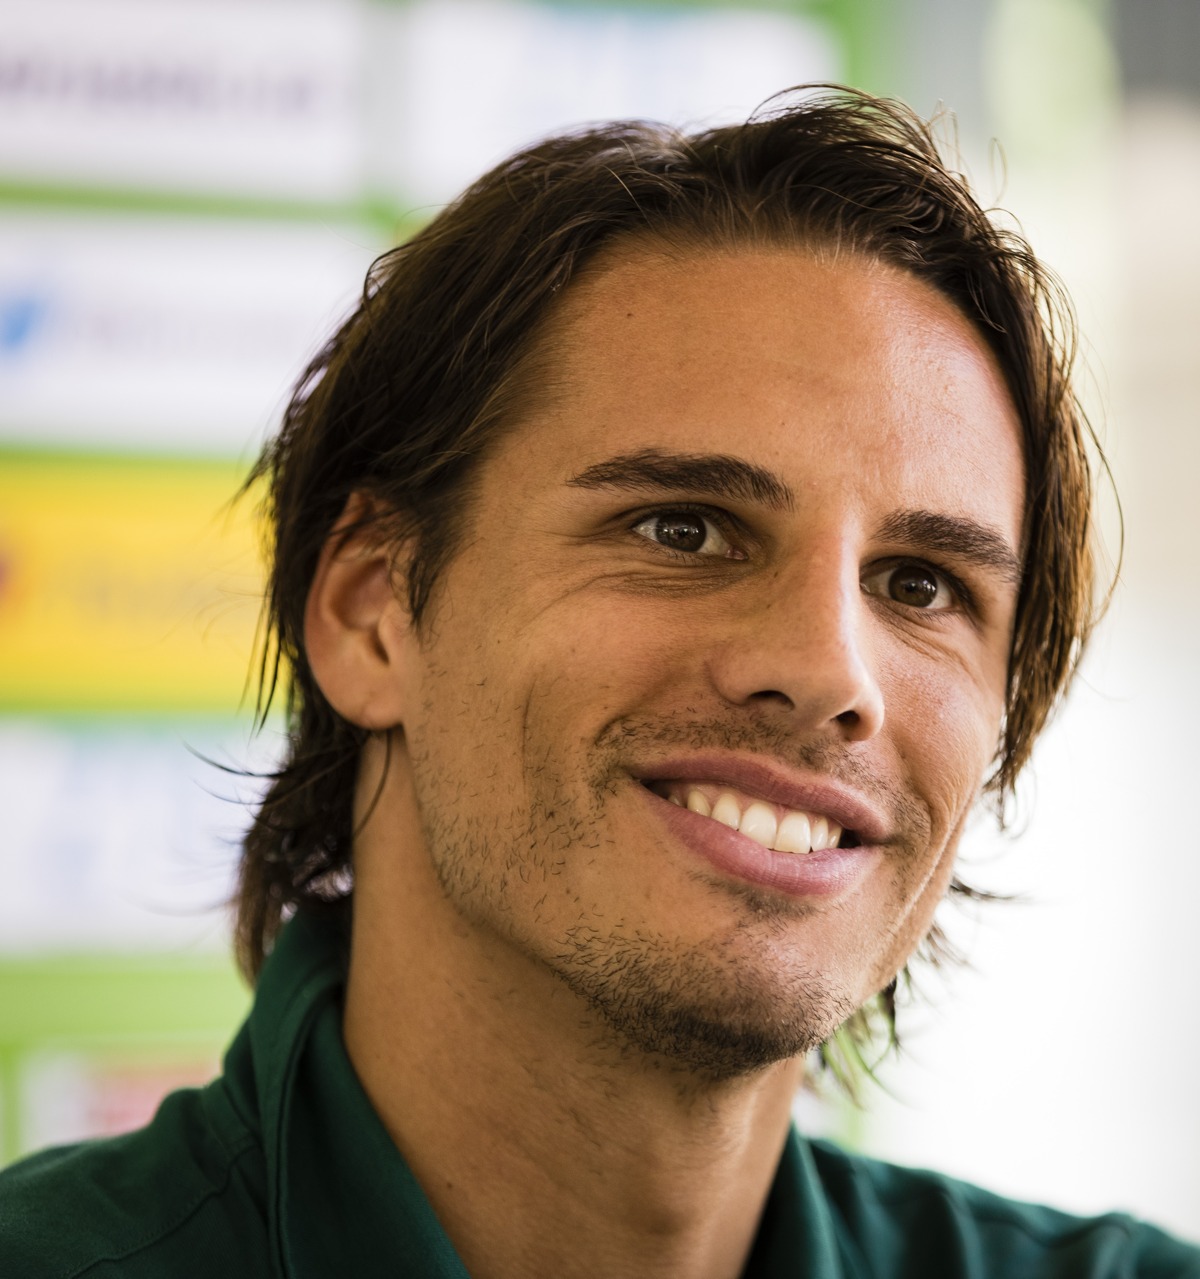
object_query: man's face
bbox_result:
[390,246,1025,1079]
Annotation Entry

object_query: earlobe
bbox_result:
[304,495,413,730]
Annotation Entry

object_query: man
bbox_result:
[2,87,1197,1278]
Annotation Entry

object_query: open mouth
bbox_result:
[642,780,861,855]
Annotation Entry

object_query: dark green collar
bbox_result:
[225,907,844,1278]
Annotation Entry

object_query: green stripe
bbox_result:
[0,441,252,472]
[0,695,259,717]
[0,953,249,1043]
[0,180,425,241]
[375,0,818,10]
[0,952,250,1165]
[0,711,273,732]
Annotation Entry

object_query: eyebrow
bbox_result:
[875,509,1023,585]
[566,449,1021,584]
[566,449,795,512]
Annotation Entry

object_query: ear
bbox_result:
[304,494,414,730]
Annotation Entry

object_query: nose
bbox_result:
[705,552,885,742]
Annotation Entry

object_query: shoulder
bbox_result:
[0,1082,271,1279]
[808,1139,1200,1278]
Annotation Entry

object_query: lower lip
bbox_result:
[641,785,878,899]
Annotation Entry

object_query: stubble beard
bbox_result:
[410,719,865,1086]
[546,907,860,1084]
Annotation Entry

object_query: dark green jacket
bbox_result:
[2,909,1197,1277]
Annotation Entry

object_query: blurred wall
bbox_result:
[852,0,1200,1242]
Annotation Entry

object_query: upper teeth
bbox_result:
[663,786,842,855]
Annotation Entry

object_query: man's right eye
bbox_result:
[631,509,744,559]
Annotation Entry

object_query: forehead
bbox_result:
[499,245,1024,533]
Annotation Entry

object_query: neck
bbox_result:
[343,755,803,1279]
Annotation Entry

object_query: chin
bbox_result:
[549,930,859,1084]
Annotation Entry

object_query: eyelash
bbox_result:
[863,559,976,616]
[626,505,978,613]
[627,504,746,561]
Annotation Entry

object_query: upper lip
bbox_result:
[633,752,893,845]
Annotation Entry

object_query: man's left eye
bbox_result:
[631,510,739,558]
[862,562,957,611]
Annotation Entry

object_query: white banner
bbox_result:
[0,719,279,950]
[0,0,365,203]
[0,210,378,452]
[367,0,839,206]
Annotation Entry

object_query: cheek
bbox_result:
[527,595,696,705]
[858,665,1000,990]
[885,654,1003,836]
[411,591,675,790]
[860,832,963,999]
[516,632,684,777]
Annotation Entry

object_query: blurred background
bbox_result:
[1,0,1197,1243]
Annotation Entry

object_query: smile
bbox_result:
[635,761,882,901]
[644,781,856,855]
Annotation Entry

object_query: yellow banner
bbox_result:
[0,451,265,712]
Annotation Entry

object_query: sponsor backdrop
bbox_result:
[3,0,1198,1244]
[0,0,843,1170]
